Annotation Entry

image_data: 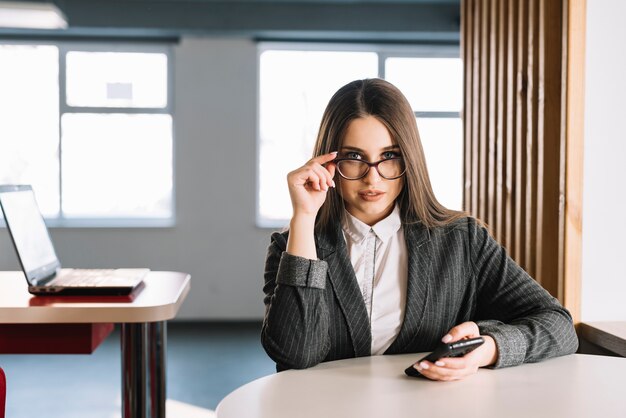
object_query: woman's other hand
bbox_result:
[412,321,499,381]
[287,152,337,218]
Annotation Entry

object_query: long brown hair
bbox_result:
[313,78,467,234]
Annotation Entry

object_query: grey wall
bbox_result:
[0,37,272,320]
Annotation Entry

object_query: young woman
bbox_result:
[261,79,577,381]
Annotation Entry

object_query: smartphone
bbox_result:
[404,337,485,377]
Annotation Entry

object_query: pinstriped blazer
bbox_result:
[261,217,578,372]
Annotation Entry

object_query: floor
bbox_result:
[0,322,276,418]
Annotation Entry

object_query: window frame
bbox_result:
[0,40,175,228]
[256,42,461,229]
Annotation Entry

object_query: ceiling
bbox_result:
[1,0,461,43]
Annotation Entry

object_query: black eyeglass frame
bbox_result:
[334,157,406,180]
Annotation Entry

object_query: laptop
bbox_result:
[0,185,148,296]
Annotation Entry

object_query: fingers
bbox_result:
[303,171,323,191]
[311,151,338,165]
[325,162,337,182]
[429,356,467,370]
[312,152,338,189]
[442,321,480,343]
[413,359,479,382]
[303,153,336,191]
[309,164,334,191]
[411,322,485,382]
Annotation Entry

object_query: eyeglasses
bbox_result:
[334,157,406,180]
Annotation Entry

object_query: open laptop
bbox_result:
[0,185,148,296]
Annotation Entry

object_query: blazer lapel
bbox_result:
[386,221,433,354]
[317,223,372,357]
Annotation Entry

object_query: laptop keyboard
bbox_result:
[50,269,147,287]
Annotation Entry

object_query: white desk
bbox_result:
[217,353,626,418]
[0,271,190,418]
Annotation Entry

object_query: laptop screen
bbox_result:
[0,186,59,280]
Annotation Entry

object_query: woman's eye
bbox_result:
[345,152,362,159]
[382,151,400,159]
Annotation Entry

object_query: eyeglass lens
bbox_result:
[337,159,405,179]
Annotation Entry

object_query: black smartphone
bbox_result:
[404,337,485,377]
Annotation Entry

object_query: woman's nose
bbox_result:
[362,165,382,185]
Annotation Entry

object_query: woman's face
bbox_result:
[337,116,404,226]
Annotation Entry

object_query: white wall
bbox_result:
[0,37,274,320]
[581,0,626,320]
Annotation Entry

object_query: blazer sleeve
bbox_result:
[261,231,331,370]
[468,219,579,368]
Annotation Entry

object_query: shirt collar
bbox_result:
[341,204,402,245]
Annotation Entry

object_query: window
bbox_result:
[257,43,462,227]
[0,42,173,226]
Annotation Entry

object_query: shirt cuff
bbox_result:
[477,320,527,368]
[276,252,328,289]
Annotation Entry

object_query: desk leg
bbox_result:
[149,321,167,418]
[122,323,147,418]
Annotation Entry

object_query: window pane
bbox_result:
[417,117,463,210]
[0,44,60,217]
[386,58,462,112]
[259,50,378,223]
[66,52,168,108]
[61,114,173,218]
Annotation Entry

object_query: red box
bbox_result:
[0,323,114,354]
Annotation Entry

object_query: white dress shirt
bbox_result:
[341,205,408,355]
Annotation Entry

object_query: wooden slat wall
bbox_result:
[563,0,586,323]
[462,0,567,300]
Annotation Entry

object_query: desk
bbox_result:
[0,271,190,418]
[217,353,626,418]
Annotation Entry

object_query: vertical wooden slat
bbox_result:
[537,0,564,297]
[471,0,480,216]
[558,0,568,306]
[525,0,540,279]
[505,0,518,255]
[536,0,546,287]
[478,0,490,223]
[463,0,473,214]
[514,0,528,267]
[495,0,508,246]
[487,0,498,237]
[563,0,585,322]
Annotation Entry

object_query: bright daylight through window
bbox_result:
[257,45,463,227]
[0,44,173,225]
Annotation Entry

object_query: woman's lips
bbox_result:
[358,190,385,202]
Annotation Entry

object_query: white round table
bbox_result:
[217,353,626,418]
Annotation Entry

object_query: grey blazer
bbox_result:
[261,217,578,371]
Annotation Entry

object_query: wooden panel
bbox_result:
[514,0,528,267]
[471,0,480,216]
[478,0,489,222]
[487,0,498,235]
[505,0,518,254]
[564,0,586,322]
[462,0,473,213]
[462,0,570,303]
[535,0,547,289]
[488,1,495,229]
[525,0,539,279]
[538,0,565,297]
[495,0,509,246]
